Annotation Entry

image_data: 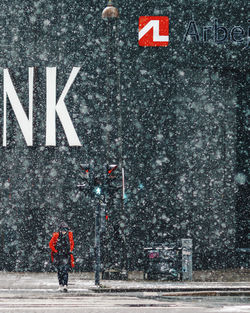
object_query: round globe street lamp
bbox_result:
[102,0,119,20]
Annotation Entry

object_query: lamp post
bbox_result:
[102,0,120,164]
[100,0,126,281]
[91,2,121,286]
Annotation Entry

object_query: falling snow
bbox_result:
[0,0,248,276]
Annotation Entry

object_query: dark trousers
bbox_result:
[57,264,70,286]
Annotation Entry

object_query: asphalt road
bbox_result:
[0,290,249,313]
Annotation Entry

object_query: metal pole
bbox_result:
[95,200,101,285]
[181,238,193,281]
[122,168,125,200]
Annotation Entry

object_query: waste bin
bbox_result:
[144,239,193,281]
[144,242,182,280]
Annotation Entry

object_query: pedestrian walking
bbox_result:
[49,222,75,292]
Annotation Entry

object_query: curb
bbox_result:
[90,287,250,295]
[161,291,250,297]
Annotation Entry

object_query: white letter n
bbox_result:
[46,67,82,146]
[3,68,34,146]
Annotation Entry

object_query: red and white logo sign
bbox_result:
[139,16,169,47]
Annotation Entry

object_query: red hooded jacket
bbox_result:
[49,231,75,268]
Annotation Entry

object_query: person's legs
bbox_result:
[62,264,69,285]
[61,264,70,291]
[57,265,64,287]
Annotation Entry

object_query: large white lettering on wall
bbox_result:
[46,67,81,146]
[3,67,34,146]
[3,67,82,147]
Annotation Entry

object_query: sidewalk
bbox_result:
[0,271,249,296]
[91,280,250,296]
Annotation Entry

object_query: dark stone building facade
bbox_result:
[0,0,248,272]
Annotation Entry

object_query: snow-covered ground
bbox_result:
[0,272,249,313]
[0,272,249,290]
